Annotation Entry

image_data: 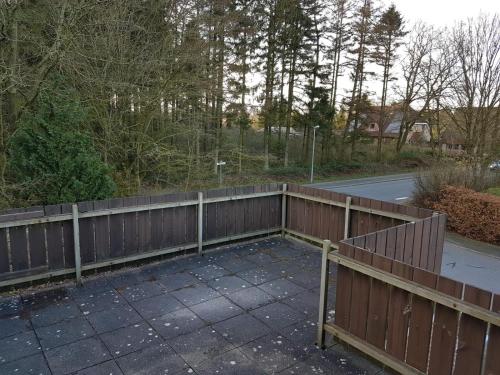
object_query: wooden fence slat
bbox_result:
[136,196,151,252]
[405,268,438,371]
[9,224,29,271]
[150,195,165,250]
[77,201,95,264]
[395,225,406,262]
[94,200,110,261]
[386,261,413,361]
[45,205,64,270]
[403,223,415,265]
[61,204,75,267]
[123,197,139,255]
[0,229,9,273]
[375,230,387,256]
[28,224,46,268]
[427,215,439,272]
[484,294,500,375]
[385,227,397,260]
[428,276,463,375]
[419,218,431,269]
[185,193,198,244]
[348,248,372,340]
[108,198,124,258]
[435,214,447,273]
[335,243,355,330]
[412,220,424,268]
[453,285,491,375]
[366,253,392,349]
[162,194,177,247]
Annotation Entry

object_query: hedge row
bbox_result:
[429,185,500,245]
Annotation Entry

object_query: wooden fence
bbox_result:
[316,222,500,375]
[0,184,282,287]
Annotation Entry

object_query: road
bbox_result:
[311,173,500,293]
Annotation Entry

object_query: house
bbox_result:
[349,104,431,144]
[440,128,466,154]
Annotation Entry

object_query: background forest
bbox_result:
[1,0,499,207]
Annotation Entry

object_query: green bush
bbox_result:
[8,80,116,205]
[320,160,363,173]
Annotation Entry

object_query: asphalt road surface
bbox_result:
[311,173,500,293]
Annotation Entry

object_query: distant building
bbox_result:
[440,128,465,154]
[349,105,431,144]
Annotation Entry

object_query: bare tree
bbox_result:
[445,14,500,161]
[395,23,454,152]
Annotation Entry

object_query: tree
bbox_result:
[445,14,500,161]
[7,79,115,205]
[342,0,376,158]
[372,4,406,160]
[394,23,454,153]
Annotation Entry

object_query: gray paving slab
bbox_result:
[29,300,82,328]
[207,275,251,295]
[258,278,307,299]
[212,313,271,346]
[0,238,381,375]
[116,342,189,375]
[189,264,231,281]
[0,315,32,339]
[170,284,220,306]
[45,336,111,375]
[226,286,275,311]
[251,301,307,330]
[99,321,163,357]
[158,271,200,292]
[86,305,142,334]
[130,293,184,319]
[0,331,41,364]
[148,308,206,340]
[0,353,50,375]
[74,289,127,314]
[189,296,244,324]
[168,325,233,366]
[214,255,257,273]
[118,281,166,302]
[239,332,307,373]
[194,348,264,375]
[236,267,282,285]
[76,360,123,375]
[36,316,95,350]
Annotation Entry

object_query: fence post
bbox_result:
[281,184,287,237]
[344,196,352,239]
[317,239,332,348]
[72,204,82,286]
[198,192,203,255]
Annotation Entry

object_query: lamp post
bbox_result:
[310,126,320,183]
[217,161,226,186]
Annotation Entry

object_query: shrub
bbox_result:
[413,166,500,207]
[7,79,116,205]
[429,186,500,244]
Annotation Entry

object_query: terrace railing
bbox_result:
[0,184,283,287]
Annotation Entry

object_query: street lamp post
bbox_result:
[217,161,226,186]
[310,126,320,183]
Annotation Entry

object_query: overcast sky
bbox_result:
[383,0,500,27]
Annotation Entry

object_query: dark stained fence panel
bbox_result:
[0,229,9,274]
[28,224,46,269]
[366,253,392,349]
[9,225,29,272]
[453,285,491,375]
[385,261,412,361]
[108,198,124,258]
[428,276,463,375]
[123,197,139,255]
[78,201,95,264]
[406,268,438,371]
[94,200,110,261]
[484,294,500,375]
